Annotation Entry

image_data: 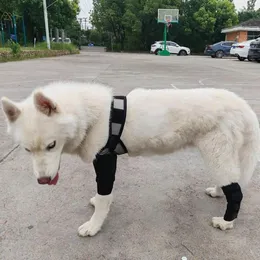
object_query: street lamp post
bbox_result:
[43,0,51,49]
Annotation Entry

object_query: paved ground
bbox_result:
[1,52,260,260]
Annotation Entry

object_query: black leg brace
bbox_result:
[93,151,117,196]
[222,183,243,222]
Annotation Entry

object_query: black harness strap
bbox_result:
[98,96,128,156]
[93,96,127,196]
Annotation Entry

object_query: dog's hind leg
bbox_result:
[196,129,243,231]
[78,152,117,237]
[212,182,243,230]
[210,131,259,231]
[238,137,259,188]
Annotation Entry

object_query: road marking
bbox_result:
[171,84,178,89]
[198,78,209,86]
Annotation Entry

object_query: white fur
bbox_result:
[212,217,234,230]
[205,186,223,198]
[1,81,260,236]
[78,194,113,236]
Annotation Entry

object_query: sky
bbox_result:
[78,0,93,28]
[234,0,260,10]
[78,0,260,27]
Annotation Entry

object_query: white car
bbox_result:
[230,39,255,61]
[52,37,72,44]
[150,41,191,56]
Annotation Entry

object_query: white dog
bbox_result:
[1,81,260,237]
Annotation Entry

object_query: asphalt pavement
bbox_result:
[1,51,260,260]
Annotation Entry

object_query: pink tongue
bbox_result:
[48,173,59,185]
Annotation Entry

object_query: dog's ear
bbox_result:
[33,91,58,116]
[1,97,21,122]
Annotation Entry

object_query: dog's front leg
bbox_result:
[78,152,117,237]
[78,193,113,237]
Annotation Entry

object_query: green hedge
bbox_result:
[0,41,79,62]
[0,49,79,62]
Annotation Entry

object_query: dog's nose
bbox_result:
[37,177,51,184]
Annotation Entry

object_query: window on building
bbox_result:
[247,31,260,40]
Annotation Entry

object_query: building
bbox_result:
[221,19,260,42]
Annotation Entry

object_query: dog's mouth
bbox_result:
[37,172,59,185]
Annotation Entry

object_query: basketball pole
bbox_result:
[159,23,170,56]
[163,23,167,51]
[157,9,178,57]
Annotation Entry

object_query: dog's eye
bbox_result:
[46,141,56,151]
[25,148,31,152]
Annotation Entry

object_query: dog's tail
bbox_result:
[239,126,260,188]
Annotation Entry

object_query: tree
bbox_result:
[179,0,238,52]
[65,18,81,45]
[0,0,17,13]
[0,0,80,45]
[238,8,260,22]
[47,0,80,29]
[88,29,102,45]
[122,0,181,51]
[90,0,238,53]
[247,0,257,11]
[91,0,182,51]
[91,0,126,50]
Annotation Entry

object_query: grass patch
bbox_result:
[0,48,10,52]
[0,41,79,62]
[35,42,78,53]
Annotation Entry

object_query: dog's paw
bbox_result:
[89,196,96,207]
[78,221,101,237]
[205,187,223,198]
[212,217,234,231]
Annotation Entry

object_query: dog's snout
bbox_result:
[37,177,51,185]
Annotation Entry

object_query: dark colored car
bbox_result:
[248,38,260,62]
[204,41,235,58]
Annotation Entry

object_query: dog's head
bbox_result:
[1,90,76,185]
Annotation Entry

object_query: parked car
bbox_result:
[52,37,72,44]
[204,41,235,58]
[248,38,260,62]
[230,39,255,61]
[150,41,191,56]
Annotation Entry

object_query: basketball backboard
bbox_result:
[157,9,179,24]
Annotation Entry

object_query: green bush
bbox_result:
[0,48,79,63]
[8,40,21,56]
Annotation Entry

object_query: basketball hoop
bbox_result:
[164,14,172,31]
[166,19,172,29]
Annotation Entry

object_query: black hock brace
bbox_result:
[222,183,243,222]
[93,152,117,196]
[93,96,127,196]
